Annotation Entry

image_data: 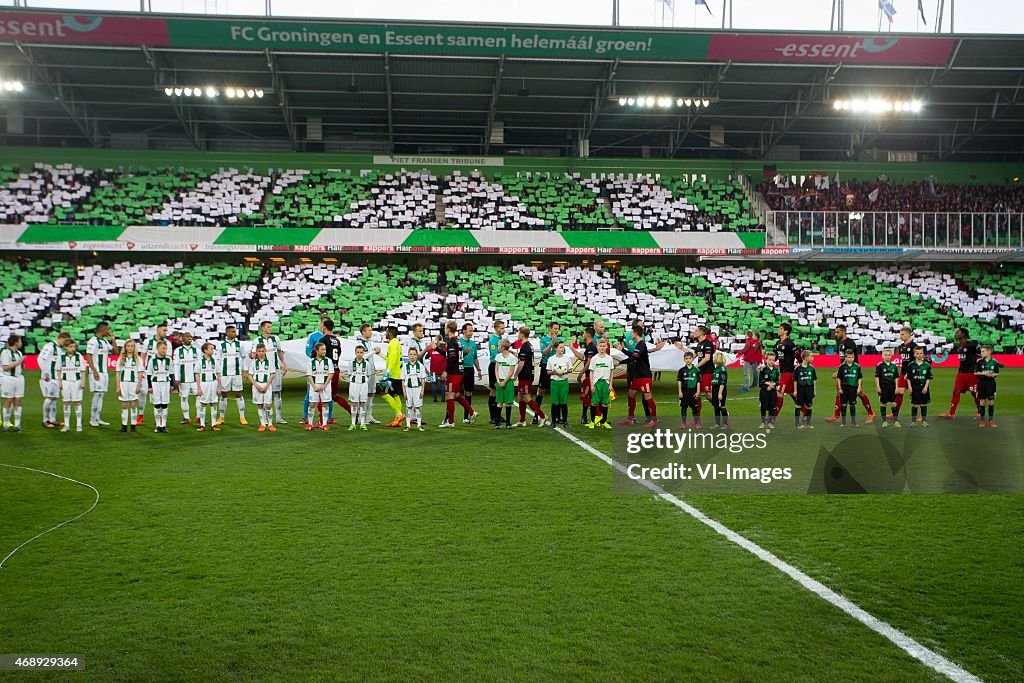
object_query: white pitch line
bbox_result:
[0,463,100,570]
[551,427,983,683]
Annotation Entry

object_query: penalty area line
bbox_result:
[551,427,983,683]
[0,463,100,570]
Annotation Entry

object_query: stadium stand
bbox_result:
[0,260,75,348]
[0,164,94,225]
[149,170,270,225]
[760,179,1024,213]
[441,171,545,231]
[257,171,376,228]
[497,173,616,231]
[0,164,759,231]
[249,264,364,332]
[8,259,1024,355]
[445,265,625,341]
[69,167,209,226]
[23,263,257,352]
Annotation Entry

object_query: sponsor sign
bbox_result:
[0,11,169,46]
[707,34,955,66]
[373,155,504,167]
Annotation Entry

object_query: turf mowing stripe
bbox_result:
[0,464,100,570]
[549,427,984,683]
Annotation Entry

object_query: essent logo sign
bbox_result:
[0,17,68,38]
[0,15,104,38]
[775,37,899,59]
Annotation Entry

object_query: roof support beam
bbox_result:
[942,75,1024,159]
[384,53,394,151]
[266,49,298,150]
[583,58,620,141]
[141,45,202,149]
[482,55,505,154]
[853,41,962,157]
[16,43,100,147]
[669,60,730,157]
[760,64,841,158]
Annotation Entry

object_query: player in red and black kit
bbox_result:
[692,325,716,417]
[939,327,981,419]
[319,320,352,420]
[440,320,478,428]
[570,328,599,425]
[619,322,658,427]
[772,323,800,417]
[893,326,918,418]
[825,324,875,424]
[513,326,547,426]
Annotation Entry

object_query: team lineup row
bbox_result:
[0,314,1005,433]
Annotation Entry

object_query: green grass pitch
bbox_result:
[1,368,1022,681]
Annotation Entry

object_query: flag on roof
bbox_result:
[696,0,713,15]
[880,0,897,22]
[918,0,928,25]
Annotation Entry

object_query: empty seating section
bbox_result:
[256,171,376,228]
[0,163,757,231]
[497,173,616,231]
[5,260,1024,354]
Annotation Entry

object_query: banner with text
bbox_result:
[0,10,956,65]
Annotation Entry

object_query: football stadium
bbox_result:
[0,1,1022,680]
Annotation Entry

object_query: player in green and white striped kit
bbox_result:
[173,332,200,424]
[348,345,371,431]
[400,347,428,431]
[115,339,143,433]
[217,325,248,426]
[138,322,170,426]
[196,343,221,432]
[146,339,173,433]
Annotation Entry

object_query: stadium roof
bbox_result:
[1,8,1023,161]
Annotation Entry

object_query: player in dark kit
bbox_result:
[875,347,900,427]
[440,321,478,428]
[836,348,863,427]
[894,326,918,416]
[320,320,352,420]
[758,351,780,429]
[570,328,599,425]
[825,325,874,423]
[692,326,716,417]
[975,345,1001,428]
[939,328,981,419]
[772,323,800,418]
[514,326,548,427]
[619,322,658,427]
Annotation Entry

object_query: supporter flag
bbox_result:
[695,0,713,15]
[879,0,897,22]
[762,164,778,179]
[868,187,881,203]
[918,0,928,24]
[813,172,830,190]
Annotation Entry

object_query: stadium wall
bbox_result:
[2,146,1019,184]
